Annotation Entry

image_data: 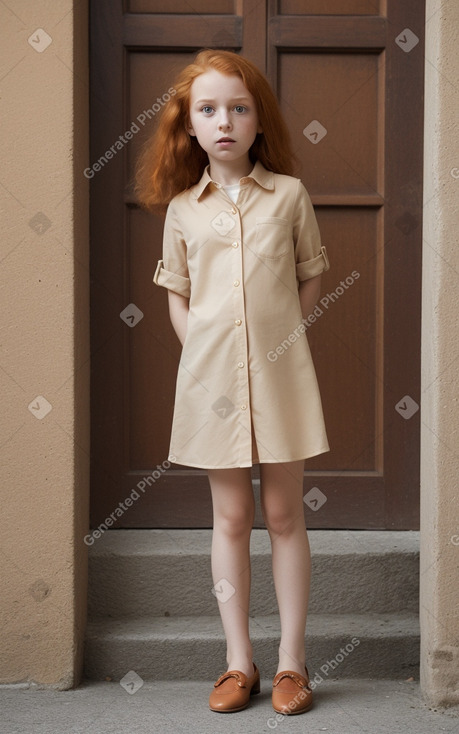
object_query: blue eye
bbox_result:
[234,105,246,113]
[201,105,213,114]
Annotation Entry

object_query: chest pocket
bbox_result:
[255,217,291,259]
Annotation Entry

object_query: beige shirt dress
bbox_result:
[153,161,330,469]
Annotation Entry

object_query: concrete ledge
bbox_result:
[88,529,420,557]
[88,530,419,617]
[85,612,419,681]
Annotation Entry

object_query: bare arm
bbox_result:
[298,274,321,320]
[168,291,190,346]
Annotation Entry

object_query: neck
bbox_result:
[208,156,253,186]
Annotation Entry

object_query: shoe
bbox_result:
[272,666,313,715]
[209,663,260,712]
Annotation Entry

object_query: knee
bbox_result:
[214,504,254,539]
[262,503,303,538]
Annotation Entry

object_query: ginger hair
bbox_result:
[135,49,296,212]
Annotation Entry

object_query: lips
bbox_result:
[217,137,235,143]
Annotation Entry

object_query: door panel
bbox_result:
[280,53,381,196]
[90,0,424,529]
[280,1,382,14]
[305,207,379,472]
[129,0,236,12]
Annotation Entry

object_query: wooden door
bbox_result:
[90,0,424,529]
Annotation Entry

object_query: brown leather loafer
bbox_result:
[209,663,260,712]
[272,666,313,715]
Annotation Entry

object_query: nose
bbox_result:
[218,109,232,131]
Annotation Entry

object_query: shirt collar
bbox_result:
[191,160,275,200]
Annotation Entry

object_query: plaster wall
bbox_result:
[420,0,459,707]
[0,0,89,688]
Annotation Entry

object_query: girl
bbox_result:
[136,49,330,715]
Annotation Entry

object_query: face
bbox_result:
[187,69,262,170]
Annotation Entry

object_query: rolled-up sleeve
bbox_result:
[153,259,191,297]
[153,200,191,298]
[293,181,330,282]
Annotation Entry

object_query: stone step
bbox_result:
[87,530,419,617]
[84,612,420,681]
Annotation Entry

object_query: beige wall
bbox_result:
[420,0,459,707]
[0,1,89,688]
[0,0,458,703]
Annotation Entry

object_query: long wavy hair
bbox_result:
[135,49,296,212]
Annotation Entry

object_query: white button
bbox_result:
[240,404,247,410]
[230,207,237,214]
[234,319,242,326]
[237,362,244,368]
[231,241,239,248]
[233,280,240,287]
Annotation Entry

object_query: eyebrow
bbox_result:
[194,97,251,104]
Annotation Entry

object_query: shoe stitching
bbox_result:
[214,671,246,688]
[273,671,311,690]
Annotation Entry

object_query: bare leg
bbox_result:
[208,467,255,678]
[260,460,310,676]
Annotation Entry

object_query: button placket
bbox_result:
[228,205,251,460]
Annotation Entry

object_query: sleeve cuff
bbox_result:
[153,260,191,298]
[296,245,330,281]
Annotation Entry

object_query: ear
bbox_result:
[257,122,263,134]
[187,123,196,137]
